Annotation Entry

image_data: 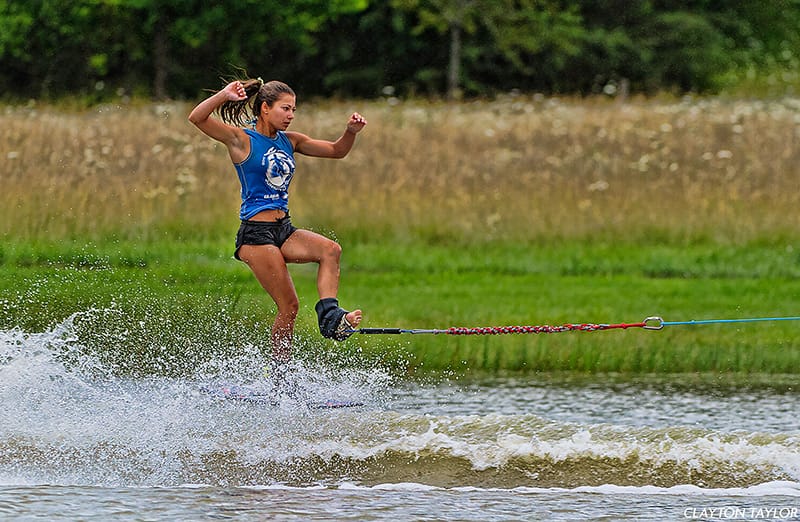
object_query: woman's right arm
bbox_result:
[188,82,248,159]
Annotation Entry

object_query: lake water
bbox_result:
[1,321,799,521]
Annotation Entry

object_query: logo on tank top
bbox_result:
[261,146,295,191]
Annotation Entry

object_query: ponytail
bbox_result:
[217,77,295,127]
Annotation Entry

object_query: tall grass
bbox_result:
[2,95,799,245]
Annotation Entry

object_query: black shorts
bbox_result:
[234,216,298,260]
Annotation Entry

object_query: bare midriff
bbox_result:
[249,209,287,222]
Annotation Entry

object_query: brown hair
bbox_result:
[217,78,296,127]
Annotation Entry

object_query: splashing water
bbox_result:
[2,311,800,520]
[0,311,395,487]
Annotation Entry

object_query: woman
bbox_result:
[188,78,365,368]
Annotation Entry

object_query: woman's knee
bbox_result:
[323,239,342,262]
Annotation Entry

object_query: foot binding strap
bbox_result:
[315,298,354,341]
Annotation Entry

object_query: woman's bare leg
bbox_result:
[237,244,299,363]
[281,230,362,327]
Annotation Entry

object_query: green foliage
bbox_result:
[482,1,584,70]
[2,0,799,99]
[0,2,33,60]
[645,11,733,92]
[0,0,371,99]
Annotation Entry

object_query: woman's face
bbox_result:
[263,93,296,132]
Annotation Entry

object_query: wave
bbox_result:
[1,318,799,491]
[2,401,797,489]
[2,420,797,489]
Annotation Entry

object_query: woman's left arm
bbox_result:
[291,112,367,158]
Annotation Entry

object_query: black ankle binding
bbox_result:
[315,298,354,341]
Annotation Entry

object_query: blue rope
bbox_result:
[645,315,800,330]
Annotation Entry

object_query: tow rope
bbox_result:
[354,315,800,335]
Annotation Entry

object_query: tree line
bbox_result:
[2,0,799,101]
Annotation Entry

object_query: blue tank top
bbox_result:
[234,129,295,219]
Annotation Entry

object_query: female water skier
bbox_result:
[188,78,365,371]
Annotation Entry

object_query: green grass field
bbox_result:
[1,237,798,376]
[1,96,799,375]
